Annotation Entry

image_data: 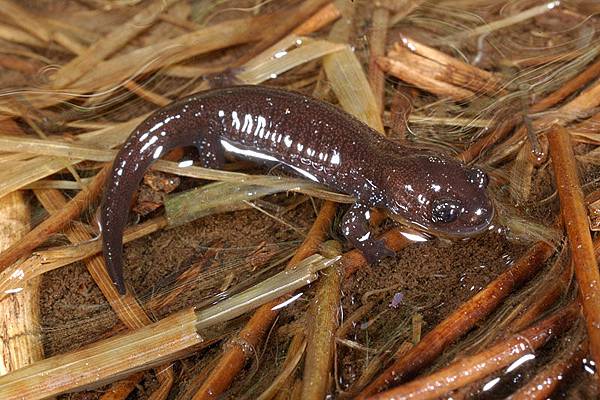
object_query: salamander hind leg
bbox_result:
[195,135,225,169]
[342,203,395,263]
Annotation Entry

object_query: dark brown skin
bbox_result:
[101,85,493,294]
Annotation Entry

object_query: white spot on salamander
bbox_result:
[255,116,266,138]
[231,111,241,131]
[284,135,293,147]
[330,150,341,165]
[357,232,371,242]
[242,114,253,134]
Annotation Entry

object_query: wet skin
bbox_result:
[101,85,493,294]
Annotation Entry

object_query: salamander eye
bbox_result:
[467,167,488,189]
[431,199,462,223]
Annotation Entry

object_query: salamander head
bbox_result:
[385,154,494,237]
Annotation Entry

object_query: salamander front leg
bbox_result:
[342,203,395,263]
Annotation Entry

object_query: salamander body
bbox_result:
[101,85,493,294]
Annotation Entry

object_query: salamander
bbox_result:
[101,85,493,294]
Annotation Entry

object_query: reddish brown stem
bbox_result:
[510,337,588,400]
[530,56,600,113]
[547,124,600,378]
[366,303,579,400]
[357,241,554,398]
[191,201,337,400]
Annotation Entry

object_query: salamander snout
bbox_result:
[385,156,494,237]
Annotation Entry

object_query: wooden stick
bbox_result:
[377,56,475,101]
[366,303,579,400]
[191,201,337,400]
[99,372,145,400]
[293,2,341,35]
[0,164,109,274]
[0,191,44,375]
[388,43,504,95]
[547,124,600,375]
[357,241,554,398]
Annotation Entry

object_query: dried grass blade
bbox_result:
[444,1,561,43]
[0,165,109,274]
[0,254,334,399]
[153,160,354,203]
[35,188,176,397]
[195,254,338,329]
[0,118,143,198]
[0,156,82,200]
[0,0,51,42]
[390,39,504,95]
[508,141,535,204]
[0,24,45,48]
[367,6,391,114]
[72,12,277,91]
[377,56,475,102]
[293,2,341,35]
[0,191,44,375]
[235,0,330,66]
[301,242,343,399]
[165,180,315,227]
[236,37,346,85]
[50,0,180,89]
[0,13,279,114]
[324,47,384,132]
[0,309,201,400]
[0,216,168,299]
[0,135,114,161]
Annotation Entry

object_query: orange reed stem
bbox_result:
[547,123,600,376]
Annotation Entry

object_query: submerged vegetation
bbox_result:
[0,0,599,399]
